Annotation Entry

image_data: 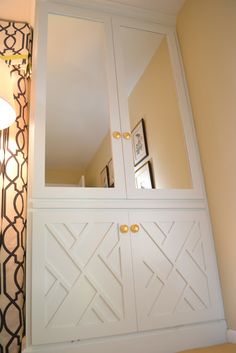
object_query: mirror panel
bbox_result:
[120,26,193,190]
[45,14,114,188]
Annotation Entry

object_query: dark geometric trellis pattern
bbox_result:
[0,20,32,69]
[0,20,32,353]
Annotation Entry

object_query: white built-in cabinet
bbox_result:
[31,208,223,346]
[26,1,226,353]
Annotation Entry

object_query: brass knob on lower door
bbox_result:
[112,131,121,139]
[119,224,129,233]
[130,224,140,233]
[123,132,131,140]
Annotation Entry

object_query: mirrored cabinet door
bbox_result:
[32,2,203,200]
[32,5,126,198]
[113,19,203,199]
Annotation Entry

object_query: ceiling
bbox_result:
[0,0,186,26]
[105,0,185,15]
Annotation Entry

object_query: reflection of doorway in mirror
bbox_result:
[78,175,85,187]
[100,166,109,187]
[108,159,114,187]
[84,132,113,187]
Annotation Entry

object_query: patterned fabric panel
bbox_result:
[0,20,32,71]
[0,20,32,353]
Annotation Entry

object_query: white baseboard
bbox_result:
[23,320,227,353]
[227,329,236,343]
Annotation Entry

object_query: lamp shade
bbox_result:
[0,60,16,130]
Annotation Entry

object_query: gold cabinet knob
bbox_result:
[130,224,140,233]
[112,131,121,139]
[119,224,129,233]
[123,132,131,140]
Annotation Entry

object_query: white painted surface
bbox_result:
[107,0,186,15]
[130,210,224,331]
[26,1,225,352]
[30,208,224,345]
[0,0,185,27]
[227,330,236,343]
[31,209,136,344]
[23,321,226,353]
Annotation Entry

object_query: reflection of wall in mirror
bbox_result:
[128,36,192,189]
[45,167,84,185]
[84,132,112,187]
[45,133,112,187]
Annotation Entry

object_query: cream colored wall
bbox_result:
[128,37,192,189]
[84,132,112,187]
[0,0,35,25]
[177,0,236,329]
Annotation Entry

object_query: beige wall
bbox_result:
[177,0,236,329]
[128,37,192,189]
[0,0,34,25]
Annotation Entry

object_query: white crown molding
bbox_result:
[227,330,236,343]
[36,0,176,25]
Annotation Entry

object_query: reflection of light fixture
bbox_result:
[0,60,16,130]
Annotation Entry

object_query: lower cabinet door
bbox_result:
[130,209,224,332]
[31,209,137,344]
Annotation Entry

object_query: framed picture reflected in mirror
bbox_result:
[131,118,148,166]
[135,161,154,189]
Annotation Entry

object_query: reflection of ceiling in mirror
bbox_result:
[46,14,110,171]
[121,28,163,95]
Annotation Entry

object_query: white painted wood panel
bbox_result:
[31,208,224,345]
[23,321,227,353]
[31,209,136,344]
[130,210,224,331]
[26,2,225,352]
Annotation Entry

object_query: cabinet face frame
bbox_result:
[29,0,205,200]
[112,17,205,200]
[29,1,127,200]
